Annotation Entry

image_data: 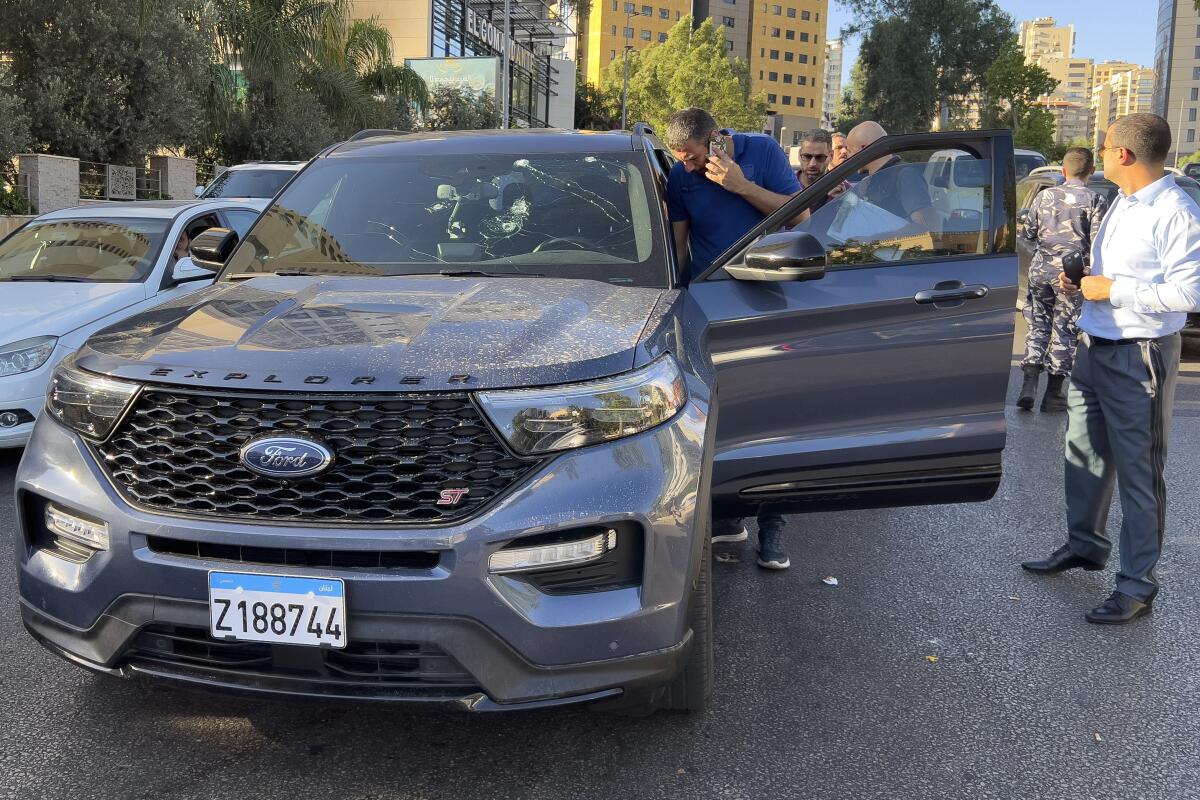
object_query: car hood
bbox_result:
[0,282,146,345]
[77,276,665,391]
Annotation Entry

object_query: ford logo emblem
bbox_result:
[239,437,333,479]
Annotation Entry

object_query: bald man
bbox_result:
[846,121,938,230]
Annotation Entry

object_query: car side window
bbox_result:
[223,210,260,238]
[789,148,992,270]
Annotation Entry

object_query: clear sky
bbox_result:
[827,0,1158,84]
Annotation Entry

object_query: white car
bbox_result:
[196,161,305,199]
[0,199,266,448]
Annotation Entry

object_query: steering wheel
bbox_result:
[533,236,601,253]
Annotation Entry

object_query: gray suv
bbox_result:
[14,126,1018,713]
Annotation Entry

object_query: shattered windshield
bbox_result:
[221,153,669,288]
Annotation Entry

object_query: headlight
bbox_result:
[0,335,57,377]
[478,357,686,455]
[45,355,140,440]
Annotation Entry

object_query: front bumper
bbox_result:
[14,401,708,709]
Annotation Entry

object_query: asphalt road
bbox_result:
[2,347,1199,800]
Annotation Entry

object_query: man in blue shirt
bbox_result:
[1022,114,1200,624]
[665,107,802,570]
[665,107,802,278]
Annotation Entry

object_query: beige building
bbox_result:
[1035,100,1091,144]
[1152,0,1200,164]
[1019,17,1074,61]
[1091,66,1155,149]
[821,37,842,130]
[752,0,829,143]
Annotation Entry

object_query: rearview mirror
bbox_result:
[170,256,216,285]
[189,227,239,268]
[725,231,827,282]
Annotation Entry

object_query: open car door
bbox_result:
[686,130,1018,517]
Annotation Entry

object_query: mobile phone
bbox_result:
[708,132,729,157]
[1063,251,1086,285]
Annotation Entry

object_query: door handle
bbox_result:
[914,284,989,304]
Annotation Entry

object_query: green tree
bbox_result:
[423,87,501,131]
[194,1,426,161]
[0,67,31,189]
[598,17,766,133]
[575,78,618,130]
[841,0,1014,132]
[1015,107,1056,154]
[0,0,209,165]
[980,39,1058,135]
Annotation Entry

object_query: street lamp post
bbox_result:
[621,45,633,130]
[620,9,640,130]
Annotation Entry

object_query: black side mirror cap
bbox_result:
[726,231,827,282]
[189,227,239,268]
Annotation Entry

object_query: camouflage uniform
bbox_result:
[1021,179,1108,376]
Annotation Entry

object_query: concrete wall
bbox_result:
[548,59,577,129]
[150,155,198,200]
[18,154,80,215]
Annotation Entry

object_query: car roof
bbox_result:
[223,162,305,171]
[325,128,642,158]
[34,198,268,221]
[1014,149,1046,158]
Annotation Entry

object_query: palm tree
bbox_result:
[197,0,427,154]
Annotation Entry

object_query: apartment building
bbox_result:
[1091,66,1155,149]
[1020,17,1074,61]
[822,37,842,129]
[751,0,828,142]
[1152,0,1200,163]
[580,0,694,85]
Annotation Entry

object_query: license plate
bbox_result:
[208,571,347,649]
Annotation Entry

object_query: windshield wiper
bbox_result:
[437,270,544,278]
[4,275,90,282]
[225,270,340,280]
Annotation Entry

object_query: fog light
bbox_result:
[45,504,109,551]
[0,412,18,428]
[489,529,617,574]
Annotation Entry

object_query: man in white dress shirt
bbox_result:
[1021,114,1200,624]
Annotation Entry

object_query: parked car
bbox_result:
[15,127,1018,713]
[1014,148,1048,179]
[196,162,305,200]
[0,199,266,448]
[1027,165,1062,177]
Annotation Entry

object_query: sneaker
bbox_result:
[711,518,748,543]
[756,525,790,570]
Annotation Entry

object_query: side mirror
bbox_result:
[725,231,827,282]
[189,227,239,268]
[1017,209,1031,227]
[170,256,216,285]
[194,185,205,198]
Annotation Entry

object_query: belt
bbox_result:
[1086,335,1151,347]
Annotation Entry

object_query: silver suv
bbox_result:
[14,127,1018,713]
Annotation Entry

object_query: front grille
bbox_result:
[146,535,440,571]
[95,387,543,524]
[125,625,479,694]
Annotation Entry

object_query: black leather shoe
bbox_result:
[1021,545,1105,574]
[1085,592,1152,625]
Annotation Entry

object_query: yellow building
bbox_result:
[750,0,828,142]
[580,0,694,86]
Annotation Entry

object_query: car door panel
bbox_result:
[693,130,1017,516]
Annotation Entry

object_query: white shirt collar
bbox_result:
[1119,173,1175,207]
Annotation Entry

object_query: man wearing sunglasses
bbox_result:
[792,129,847,211]
[1022,114,1200,624]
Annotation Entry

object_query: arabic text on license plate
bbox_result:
[208,571,346,648]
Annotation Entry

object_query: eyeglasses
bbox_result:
[798,153,829,162]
